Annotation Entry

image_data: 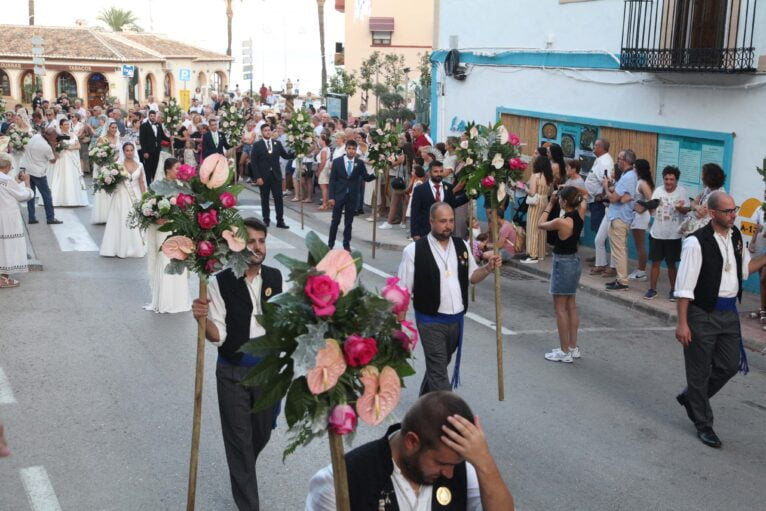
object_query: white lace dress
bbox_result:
[99,164,146,258]
[49,137,89,207]
[144,224,191,313]
[0,173,34,274]
[90,139,120,224]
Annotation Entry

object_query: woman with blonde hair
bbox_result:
[521,153,553,264]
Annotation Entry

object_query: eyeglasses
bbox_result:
[713,207,739,215]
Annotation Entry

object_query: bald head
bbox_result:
[429,202,455,241]
[707,190,733,211]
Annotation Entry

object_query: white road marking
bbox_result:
[0,367,16,404]
[20,466,62,511]
[49,209,99,252]
[508,326,677,336]
[465,312,516,336]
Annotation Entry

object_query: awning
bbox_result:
[369,17,395,32]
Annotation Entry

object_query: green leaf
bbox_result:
[164,259,187,275]
[305,231,329,265]
[241,355,289,387]
[275,253,311,271]
[284,378,314,428]
[251,374,292,413]
[351,249,364,273]
[229,184,246,196]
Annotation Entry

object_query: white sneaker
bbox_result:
[628,270,647,281]
[378,222,393,230]
[545,348,573,363]
[366,216,375,222]
[400,223,408,229]
[520,257,539,264]
[570,346,581,359]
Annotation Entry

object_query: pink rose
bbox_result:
[509,157,525,170]
[197,240,215,257]
[204,258,219,273]
[219,191,237,208]
[343,334,378,367]
[481,175,496,188]
[328,404,357,435]
[381,277,410,315]
[395,320,419,351]
[161,235,195,261]
[197,209,219,230]
[176,164,197,181]
[509,133,521,146]
[304,274,340,317]
[176,193,195,209]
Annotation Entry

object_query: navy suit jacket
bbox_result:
[329,156,375,202]
[410,180,469,238]
[249,139,292,183]
[201,131,229,160]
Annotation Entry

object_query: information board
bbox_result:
[655,134,724,199]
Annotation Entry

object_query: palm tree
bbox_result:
[224,0,242,80]
[317,0,327,95]
[97,7,141,32]
[28,0,34,25]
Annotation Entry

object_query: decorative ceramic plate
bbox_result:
[542,122,557,140]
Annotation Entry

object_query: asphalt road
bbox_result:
[1,186,765,511]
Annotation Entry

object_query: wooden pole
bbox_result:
[469,199,476,302]
[371,175,378,259]
[300,156,305,230]
[186,279,208,510]
[329,432,351,511]
[491,209,505,401]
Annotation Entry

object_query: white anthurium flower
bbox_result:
[469,126,479,139]
[491,153,504,169]
[377,129,384,136]
[466,157,474,166]
[497,182,507,202]
[460,140,469,149]
[497,125,509,144]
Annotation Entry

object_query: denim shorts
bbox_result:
[549,253,582,295]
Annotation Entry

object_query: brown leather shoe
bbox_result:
[589,266,605,275]
[602,268,617,278]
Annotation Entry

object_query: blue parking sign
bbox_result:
[179,68,192,82]
[121,65,135,78]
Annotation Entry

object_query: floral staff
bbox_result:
[285,109,314,229]
[154,154,250,510]
[241,232,416,510]
[367,121,401,258]
[456,121,525,401]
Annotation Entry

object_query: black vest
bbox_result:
[215,265,282,363]
[413,237,470,315]
[690,223,743,313]
[346,424,468,510]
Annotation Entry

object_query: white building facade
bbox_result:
[431,0,766,291]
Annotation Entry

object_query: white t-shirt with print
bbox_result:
[650,185,689,240]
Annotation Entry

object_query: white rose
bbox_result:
[460,140,469,149]
[466,158,474,165]
[110,169,118,176]
[104,177,113,184]
[288,135,295,142]
[230,106,236,113]
[170,197,177,206]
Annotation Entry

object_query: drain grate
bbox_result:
[500,267,538,280]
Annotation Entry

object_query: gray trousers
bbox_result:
[216,364,274,511]
[682,305,741,430]
[417,321,460,396]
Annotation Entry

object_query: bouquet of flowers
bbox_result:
[241,234,417,457]
[7,125,31,152]
[157,156,250,277]
[162,97,184,133]
[89,138,115,167]
[367,121,400,175]
[456,121,525,208]
[285,108,314,160]
[128,190,173,231]
[93,162,128,194]
[220,104,246,147]
[54,138,68,153]
[0,98,6,116]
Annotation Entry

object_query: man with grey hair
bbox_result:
[602,149,637,290]
[412,123,432,152]
[674,190,766,448]
[397,202,501,394]
[21,128,61,224]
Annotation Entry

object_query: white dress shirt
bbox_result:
[584,152,615,202]
[428,179,444,201]
[675,230,750,300]
[206,272,266,346]
[20,134,55,178]
[305,457,482,511]
[398,234,478,315]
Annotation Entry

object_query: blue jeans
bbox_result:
[27,175,55,222]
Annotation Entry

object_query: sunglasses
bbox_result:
[713,207,739,215]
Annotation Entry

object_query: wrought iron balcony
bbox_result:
[620,0,758,73]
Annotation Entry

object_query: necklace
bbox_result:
[715,232,732,272]
[429,236,453,277]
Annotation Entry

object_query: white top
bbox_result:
[0,172,34,204]
[443,154,457,172]
[675,230,751,300]
[313,124,325,137]
[305,458,482,511]
[255,120,266,140]
[584,152,615,202]
[398,233,479,315]
[751,209,765,253]
[428,179,445,201]
[650,185,689,240]
[206,272,266,346]
[20,134,55,178]
[148,103,160,113]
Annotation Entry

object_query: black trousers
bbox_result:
[258,176,284,225]
[682,304,741,430]
[144,150,160,185]
[328,195,356,249]
[216,364,274,511]
[416,321,460,396]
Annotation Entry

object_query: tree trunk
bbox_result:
[28,0,35,25]
[226,0,233,57]
[317,0,327,96]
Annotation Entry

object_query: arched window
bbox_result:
[0,70,10,96]
[210,72,221,94]
[56,72,78,98]
[145,74,154,99]
[164,72,173,98]
[21,71,41,103]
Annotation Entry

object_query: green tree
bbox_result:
[327,69,358,97]
[97,7,141,32]
[359,51,382,111]
[418,51,432,90]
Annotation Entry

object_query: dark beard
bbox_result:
[430,176,443,184]
[432,230,452,241]
[399,449,432,486]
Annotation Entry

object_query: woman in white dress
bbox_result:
[0,153,34,288]
[99,142,147,258]
[91,122,120,224]
[49,119,89,207]
[144,157,191,313]
[316,135,332,210]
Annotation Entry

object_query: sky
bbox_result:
[5,0,345,94]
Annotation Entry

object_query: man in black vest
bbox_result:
[674,191,766,448]
[397,202,501,395]
[191,217,282,510]
[305,391,514,510]
[250,124,292,228]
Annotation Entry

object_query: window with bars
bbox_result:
[372,31,392,46]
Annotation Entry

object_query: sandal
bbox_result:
[0,276,19,289]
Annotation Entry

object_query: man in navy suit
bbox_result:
[201,118,230,160]
[410,161,468,240]
[250,124,292,228]
[327,139,376,250]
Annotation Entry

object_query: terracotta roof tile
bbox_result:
[117,33,231,60]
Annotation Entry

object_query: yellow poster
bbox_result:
[179,89,190,112]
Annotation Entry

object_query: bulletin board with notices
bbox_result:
[655,134,725,200]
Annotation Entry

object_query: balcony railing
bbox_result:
[620,0,759,73]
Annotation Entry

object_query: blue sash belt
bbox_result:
[415,311,465,388]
